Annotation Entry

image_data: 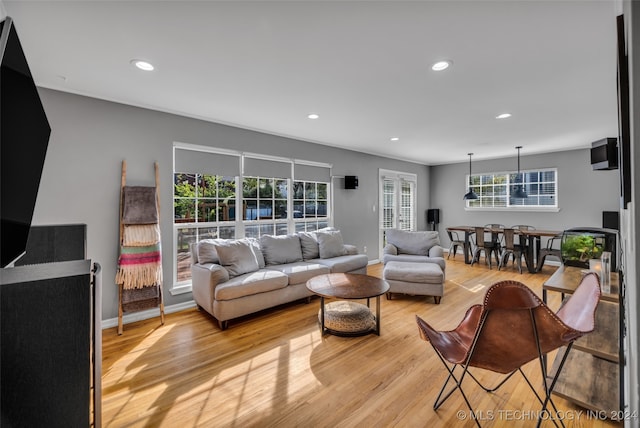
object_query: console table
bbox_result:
[543,265,622,414]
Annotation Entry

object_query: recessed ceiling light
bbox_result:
[131,59,155,71]
[496,113,512,119]
[431,60,451,71]
[307,113,319,119]
[390,137,399,141]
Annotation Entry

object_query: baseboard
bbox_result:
[102,300,197,330]
[367,258,380,265]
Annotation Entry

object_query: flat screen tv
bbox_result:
[0,17,51,268]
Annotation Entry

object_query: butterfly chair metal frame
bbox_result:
[416,274,600,428]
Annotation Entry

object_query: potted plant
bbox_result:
[561,233,604,268]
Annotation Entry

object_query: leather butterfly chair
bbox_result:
[416,273,600,428]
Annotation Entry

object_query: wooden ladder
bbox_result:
[117,160,165,335]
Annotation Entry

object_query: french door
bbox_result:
[379,169,417,256]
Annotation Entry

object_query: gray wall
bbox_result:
[430,149,620,247]
[32,88,429,321]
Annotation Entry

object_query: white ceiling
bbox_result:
[3,0,620,165]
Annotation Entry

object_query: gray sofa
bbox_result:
[382,229,446,303]
[191,229,368,329]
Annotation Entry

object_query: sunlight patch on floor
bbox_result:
[104,323,176,386]
[450,279,487,293]
[173,330,323,421]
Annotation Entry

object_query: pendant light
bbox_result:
[463,153,479,200]
[512,146,528,199]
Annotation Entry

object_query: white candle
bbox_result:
[589,259,602,278]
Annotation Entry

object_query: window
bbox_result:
[399,180,415,230]
[172,144,332,289]
[466,168,557,209]
[174,173,237,283]
[293,180,329,232]
[243,176,289,238]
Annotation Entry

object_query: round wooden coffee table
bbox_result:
[306,273,390,336]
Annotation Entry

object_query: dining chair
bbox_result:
[471,227,500,269]
[537,233,563,272]
[511,225,536,230]
[498,228,524,273]
[511,225,536,251]
[484,223,505,248]
[415,274,601,428]
[446,229,467,259]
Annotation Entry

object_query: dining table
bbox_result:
[446,226,563,273]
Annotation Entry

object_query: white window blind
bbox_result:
[174,148,240,177]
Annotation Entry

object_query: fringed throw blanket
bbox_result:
[123,224,161,247]
[116,243,163,290]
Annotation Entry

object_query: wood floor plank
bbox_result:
[102,258,622,427]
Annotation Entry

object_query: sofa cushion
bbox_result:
[298,232,320,260]
[260,234,303,265]
[383,261,444,284]
[385,229,440,255]
[312,254,368,273]
[213,239,260,277]
[317,230,346,258]
[266,262,330,285]
[214,269,289,301]
[382,254,446,271]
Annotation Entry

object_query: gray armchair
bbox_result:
[382,229,446,303]
[382,229,445,271]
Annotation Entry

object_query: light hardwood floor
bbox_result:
[102,257,622,427]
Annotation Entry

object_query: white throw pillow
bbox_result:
[245,237,266,268]
[317,230,346,259]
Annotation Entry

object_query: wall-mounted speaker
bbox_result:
[591,138,618,170]
[603,211,619,230]
[345,175,358,189]
[427,208,440,224]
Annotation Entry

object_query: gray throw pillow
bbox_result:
[197,239,225,264]
[213,240,259,277]
[317,230,345,259]
[298,232,320,260]
[260,234,303,265]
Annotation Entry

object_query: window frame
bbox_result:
[172,144,332,293]
[465,167,559,212]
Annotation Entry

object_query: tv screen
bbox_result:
[0,17,51,268]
